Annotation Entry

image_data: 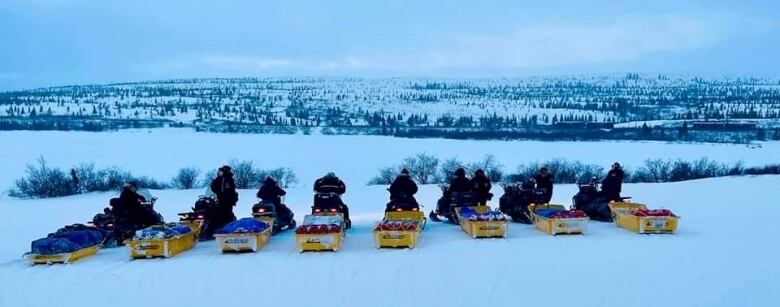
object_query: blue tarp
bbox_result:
[216,218,270,234]
[536,208,567,218]
[31,229,104,255]
[135,223,191,240]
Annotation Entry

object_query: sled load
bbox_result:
[499,181,548,224]
[429,186,482,224]
[126,222,201,259]
[456,206,507,238]
[92,187,163,247]
[295,214,345,252]
[609,202,680,234]
[214,218,272,253]
[27,224,105,265]
[252,199,296,235]
[374,209,426,249]
[529,204,589,235]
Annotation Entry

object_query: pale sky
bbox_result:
[1,0,778,90]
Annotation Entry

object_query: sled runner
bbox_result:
[127,222,201,259]
[373,210,426,249]
[530,204,588,235]
[456,206,508,239]
[295,214,345,252]
[609,202,679,234]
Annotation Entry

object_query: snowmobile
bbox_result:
[251,197,297,235]
[178,190,220,241]
[429,185,481,224]
[91,188,162,247]
[310,192,351,229]
[571,182,630,222]
[499,181,548,224]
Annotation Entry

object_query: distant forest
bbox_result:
[1,74,779,143]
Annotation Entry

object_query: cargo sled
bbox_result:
[27,227,105,265]
[214,218,273,253]
[28,245,100,265]
[530,204,588,235]
[295,214,345,252]
[127,222,201,259]
[609,202,679,234]
[374,210,426,249]
[456,206,508,239]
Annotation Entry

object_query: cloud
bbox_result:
[141,12,772,76]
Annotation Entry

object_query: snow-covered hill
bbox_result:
[1,175,778,307]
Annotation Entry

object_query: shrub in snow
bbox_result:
[10,157,75,198]
[402,152,439,184]
[171,167,201,189]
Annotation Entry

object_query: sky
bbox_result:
[0,0,778,90]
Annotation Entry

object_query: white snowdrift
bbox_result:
[1,175,778,307]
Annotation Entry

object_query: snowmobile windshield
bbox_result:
[136,188,154,204]
[202,188,216,198]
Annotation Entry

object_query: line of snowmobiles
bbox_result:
[27,180,680,264]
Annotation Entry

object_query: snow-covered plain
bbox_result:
[1,129,779,307]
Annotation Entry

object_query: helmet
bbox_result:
[454,168,466,177]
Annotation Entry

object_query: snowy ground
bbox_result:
[1,129,779,307]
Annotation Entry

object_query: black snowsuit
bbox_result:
[210,174,238,231]
[314,176,346,195]
[313,176,350,223]
[256,178,294,224]
[387,175,419,211]
[471,174,493,204]
[600,169,624,201]
[534,173,554,203]
[257,179,287,207]
[448,175,472,194]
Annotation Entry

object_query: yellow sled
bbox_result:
[609,202,679,234]
[530,204,588,236]
[215,227,272,253]
[456,206,508,239]
[127,222,202,259]
[373,210,426,249]
[295,213,344,253]
[28,245,100,265]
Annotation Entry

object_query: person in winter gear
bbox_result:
[314,172,346,195]
[257,176,287,207]
[533,167,554,203]
[208,166,238,234]
[600,162,625,201]
[255,176,295,230]
[471,169,493,204]
[448,168,472,193]
[386,169,419,211]
[313,172,350,228]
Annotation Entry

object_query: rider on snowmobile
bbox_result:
[386,169,419,211]
[257,176,287,207]
[600,162,625,201]
[449,168,472,193]
[209,165,238,234]
[114,181,161,226]
[533,167,554,203]
[313,172,351,227]
[471,169,493,204]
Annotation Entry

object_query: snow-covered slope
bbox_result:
[1,175,778,307]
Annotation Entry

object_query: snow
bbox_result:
[1,176,779,307]
[0,129,779,307]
